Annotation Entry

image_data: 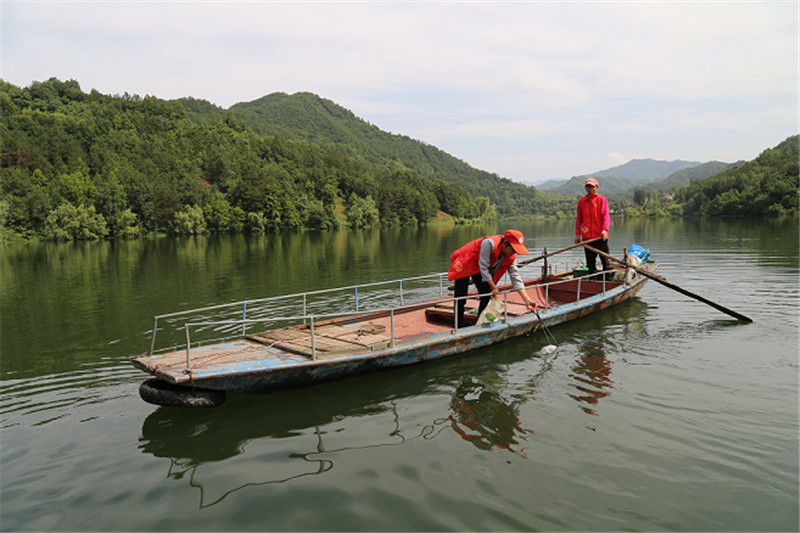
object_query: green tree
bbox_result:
[345,193,380,228]
[171,205,207,235]
[246,211,267,233]
[43,203,109,241]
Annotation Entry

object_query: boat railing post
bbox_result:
[303,293,307,325]
[577,278,582,302]
[390,308,396,347]
[542,247,548,281]
[503,291,508,323]
[242,301,247,337]
[399,280,404,306]
[454,295,459,336]
[149,317,158,355]
[603,273,607,294]
[310,316,316,360]
[354,286,359,313]
[439,275,443,298]
[545,283,549,309]
[184,324,191,370]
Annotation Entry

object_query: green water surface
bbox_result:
[1,217,797,531]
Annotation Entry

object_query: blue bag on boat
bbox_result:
[627,243,651,265]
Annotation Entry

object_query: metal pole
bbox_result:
[149,317,158,355]
[399,280,404,306]
[542,247,548,281]
[439,275,443,298]
[355,286,359,312]
[303,293,307,324]
[577,278,582,302]
[184,324,191,369]
[454,295,459,335]
[242,301,247,336]
[623,248,629,285]
[390,309,396,347]
[503,292,508,323]
[310,316,316,360]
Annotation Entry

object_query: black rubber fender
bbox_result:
[139,378,226,408]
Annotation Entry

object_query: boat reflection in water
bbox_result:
[139,323,637,508]
[138,370,452,508]
[138,352,555,508]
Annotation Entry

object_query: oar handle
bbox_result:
[582,244,753,323]
[518,237,602,267]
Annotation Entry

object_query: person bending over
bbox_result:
[448,229,538,328]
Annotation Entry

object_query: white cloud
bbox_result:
[607,152,631,166]
[1,1,797,182]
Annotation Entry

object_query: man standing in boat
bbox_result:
[575,177,611,279]
[448,229,538,328]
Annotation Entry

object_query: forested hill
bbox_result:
[674,135,799,217]
[622,135,799,217]
[0,78,568,242]
[646,161,740,191]
[229,92,544,214]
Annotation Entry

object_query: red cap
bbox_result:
[503,229,529,255]
[585,177,599,187]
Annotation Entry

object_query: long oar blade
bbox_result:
[583,244,753,323]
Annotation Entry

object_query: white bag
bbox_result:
[476,298,506,325]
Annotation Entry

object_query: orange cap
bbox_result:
[503,229,529,255]
[585,177,599,187]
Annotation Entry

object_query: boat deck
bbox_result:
[134,273,625,385]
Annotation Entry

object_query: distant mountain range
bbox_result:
[535,159,739,197]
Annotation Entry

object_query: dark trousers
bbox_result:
[454,274,492,328]
[584,239,611,278]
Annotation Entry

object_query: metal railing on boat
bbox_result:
[148,260,623,369]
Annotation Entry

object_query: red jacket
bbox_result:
[448,235,516,282]
[576,194,610,240]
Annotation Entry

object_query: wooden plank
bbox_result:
[250,330,343,353]
[134,340,275,374]
[247,322,390,357]
[316,323,390,349]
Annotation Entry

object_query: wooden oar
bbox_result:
[517,236,602,267]
[582,244,754,323]
[446,237,602,291]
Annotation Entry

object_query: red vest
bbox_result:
[448,235,516,282]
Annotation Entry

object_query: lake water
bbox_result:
[1,218,798,531]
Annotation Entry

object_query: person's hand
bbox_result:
[525,300,537,312]
[601,230,608,240]
[489,282,499,298]
[575,236,581,244]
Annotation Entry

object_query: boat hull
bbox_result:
[133,268,653,394]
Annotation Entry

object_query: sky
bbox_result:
[1,1,798,184]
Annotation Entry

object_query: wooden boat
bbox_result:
[133,252,657,407]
